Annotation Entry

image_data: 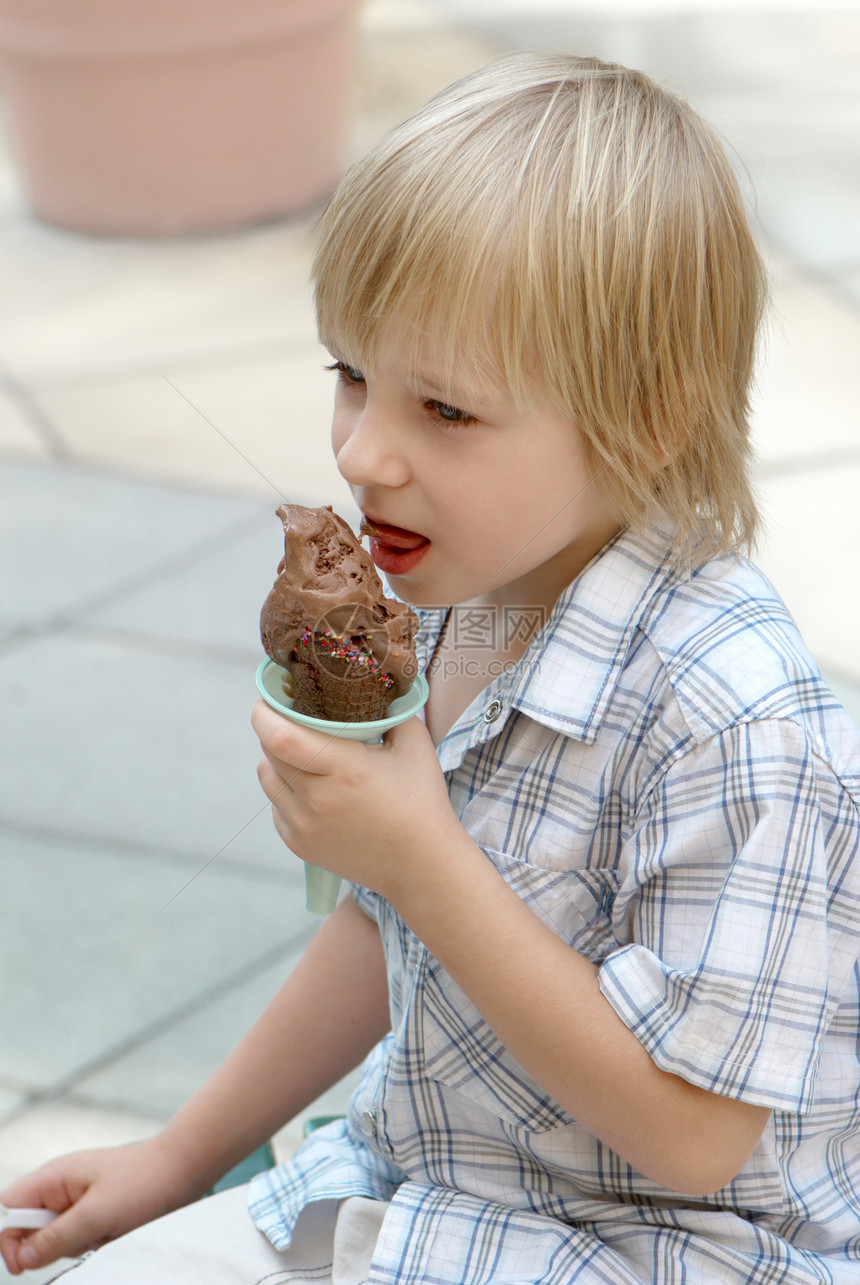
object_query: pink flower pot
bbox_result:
[0,0,361,234]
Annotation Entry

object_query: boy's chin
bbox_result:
[380,578,455,611]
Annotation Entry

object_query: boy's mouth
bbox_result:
[360,516,428,549]
[360,516,430,575]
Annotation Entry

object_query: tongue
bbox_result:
[360,518,428,551]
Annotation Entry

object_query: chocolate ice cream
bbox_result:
[260,504,419,722]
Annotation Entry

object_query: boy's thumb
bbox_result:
[17,1238,42,1269]
[17,1214,83,1270]
[384,710,431,747]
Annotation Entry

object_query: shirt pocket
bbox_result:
[419,850,619,1132]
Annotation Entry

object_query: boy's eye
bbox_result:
[326,360,365,385]
[325,362,476,427]
[427,400,476,426]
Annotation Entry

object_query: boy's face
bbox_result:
[327,321,622,612]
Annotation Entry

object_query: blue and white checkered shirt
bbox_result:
[250,527,860,1283]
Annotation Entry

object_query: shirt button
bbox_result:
[483,699,503,723]
[360,1109,377,1139]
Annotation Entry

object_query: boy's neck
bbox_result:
[476,517,623,618]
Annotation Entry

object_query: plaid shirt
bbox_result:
[250,527,860,1284]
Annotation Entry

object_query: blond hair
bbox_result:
[313,52,767,560]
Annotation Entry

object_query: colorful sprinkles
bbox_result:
[297,629,394,690]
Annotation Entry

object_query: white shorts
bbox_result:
[49,1184,388,1285]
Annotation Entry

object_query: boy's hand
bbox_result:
[0,1138,193,1274]
[252,701,462,901]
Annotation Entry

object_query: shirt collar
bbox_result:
[508,526,677,741]
[415,525,678,749]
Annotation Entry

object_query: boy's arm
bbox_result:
[160,893,389,1194]
[0,896,389,1273]
[392,838,769,1198]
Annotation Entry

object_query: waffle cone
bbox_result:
[290,654,396,722]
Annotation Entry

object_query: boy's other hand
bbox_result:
[0,1137,193,1273]
[252,701,462,903]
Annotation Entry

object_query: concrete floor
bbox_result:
[1,1,859,1279]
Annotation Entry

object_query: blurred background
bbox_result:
[1,1,858,1277]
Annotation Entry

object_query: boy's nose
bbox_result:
[334,407,410,490]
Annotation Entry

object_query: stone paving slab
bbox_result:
[751,262,860,466]
[0,386,46,461]
[0,1087,26,1123]
[0,220,318,386]
[0,827,312,1090]
[0,629,310,873]
[845,267,860,312]
[82,505,360,657]
[83,513,278,657]
[74,948,359,1124]
[758,174,860,271]
[755,460,860,684]
[0,460,263,632]
[32,344,357,505]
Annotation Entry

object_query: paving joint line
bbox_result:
[0,451,293,511]
[0,357,69,457]
[24,332,324,394]
[53,621,264,668]
[0,506,272,661]
[0,815,303,887]
[0,1088,168,1133]
[2,927,316,1123]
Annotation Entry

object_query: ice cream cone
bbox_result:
[290,627,397,722]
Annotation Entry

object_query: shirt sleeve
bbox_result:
[597,717,860,1114]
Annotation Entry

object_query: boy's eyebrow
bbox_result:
[409,365,505,410]
[410,369,460,398]
[322,337,507,410]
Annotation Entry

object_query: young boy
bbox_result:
[3,52,860,1285]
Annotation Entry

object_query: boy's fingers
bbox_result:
[1,1176,68,1270]
[251,700,343,773]
[0,1231,25,1275]
[15,1206,106,1269]
[382,713,429,749]
[14,1220,72,1271]
[0,1174,55,1208]
[257,755,297,804]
